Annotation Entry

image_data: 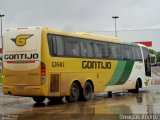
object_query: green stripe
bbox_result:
[116,61,134,85]
[107,61,134,86]
[107,61,126,86]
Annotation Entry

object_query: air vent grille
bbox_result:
[50,74,60,92]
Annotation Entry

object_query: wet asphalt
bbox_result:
[0,68,160,120]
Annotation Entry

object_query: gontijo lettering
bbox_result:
[4,53,39,60]
[82,61,111,69]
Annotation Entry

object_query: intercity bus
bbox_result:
[2,26,152,103]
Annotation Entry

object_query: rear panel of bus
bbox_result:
[2,27,45,96]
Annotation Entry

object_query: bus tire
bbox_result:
[32,96,46,104]
[65,82,80,103]
[128,80,140,93]
[48,97,63,103]
[133,80,139,94]
[82,81,93,101]
[108,91,112,98]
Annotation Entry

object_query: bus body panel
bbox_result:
[2,27,44,96]
[104,60,145,91]
[45,55,118,96]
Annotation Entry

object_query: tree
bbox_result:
[149,49,156,54]
[157,51,160,62]
[149,49,160,62]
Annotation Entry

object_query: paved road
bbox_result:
[0,69,160,120]
[0,86,160,120]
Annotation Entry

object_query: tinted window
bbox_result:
[80,40,88,57]
[93,42,108,59]
[94,42,103,58]
[80,40,94,58]
[56,36,64,56]
[47,34,56,55]
[142,47,151,76]
[142,47,149,60]
[108,43,121,59]
[101,43,108,58]
[86,41,94,58]
[65,37,80,57]
[122,45,133,60]
[132,46,142,61]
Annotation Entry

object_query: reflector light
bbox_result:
[7,60,35,64]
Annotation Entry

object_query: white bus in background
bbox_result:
[150,54,157,66]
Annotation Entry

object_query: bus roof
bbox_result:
[43,27,121,43]
[6,26,143,47]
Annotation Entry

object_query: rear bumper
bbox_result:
[3,85,46,96]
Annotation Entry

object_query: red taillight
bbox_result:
[41,62,46,85]
[41,62,46,77]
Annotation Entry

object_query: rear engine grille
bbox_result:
[50,74,60,92]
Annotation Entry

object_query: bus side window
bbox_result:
[142,47,151,77]
[108,43,121,59]
[108,43,114,59]
[132,46,137,60]
[80,40,88,57]
[94,42,103,58]
[56,36,65,56]
[122,45,133,60]
[87,41,94,58]
[102,43,109,58]
[65,37,80,57]
[47,34,56,56]
[132,46,142,61]
[137,47,143,61]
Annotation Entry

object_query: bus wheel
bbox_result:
[32,96,46,104]
[133,81,139,94]
[65,82,80,103]
[108,91,112,98]
[129,81,140,93]
[82,82,93,101]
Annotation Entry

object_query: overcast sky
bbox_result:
[1,0,160,50]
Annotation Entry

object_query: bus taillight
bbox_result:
[41,62,46,85]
